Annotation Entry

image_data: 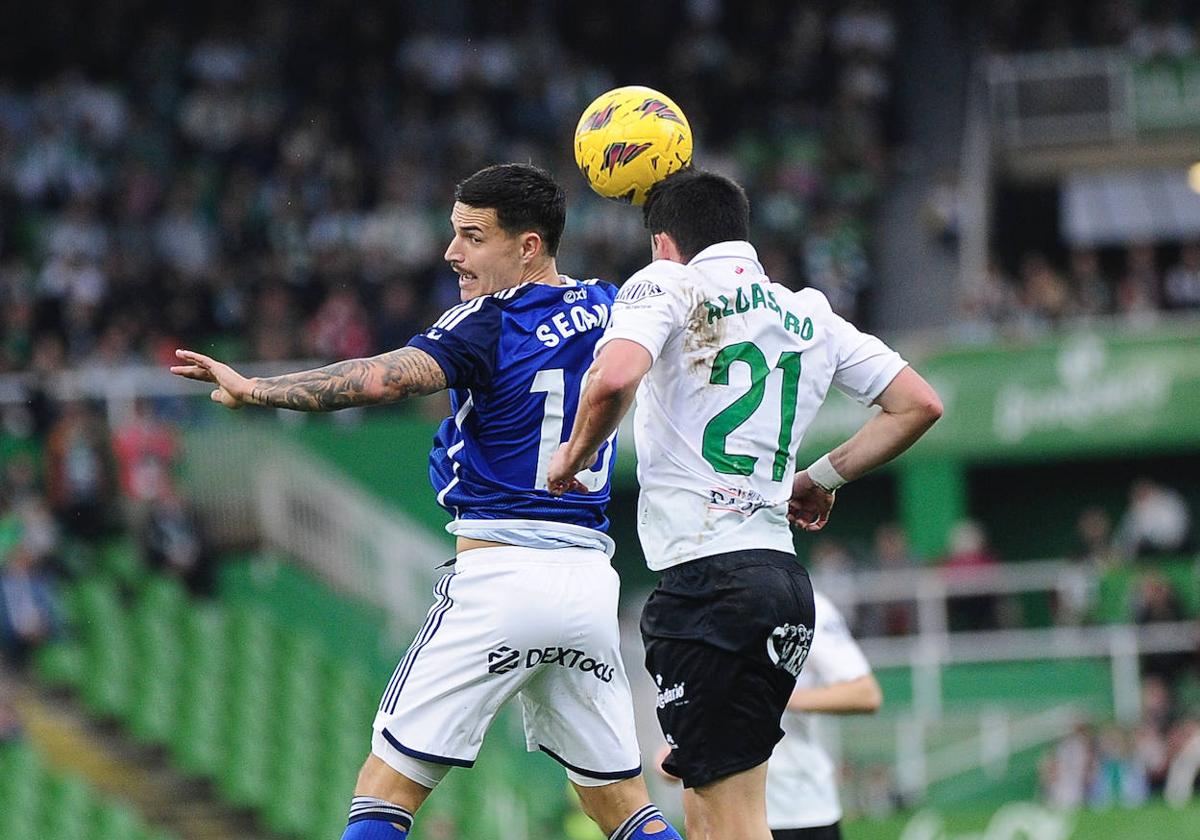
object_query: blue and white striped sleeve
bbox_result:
[407,297,501,389]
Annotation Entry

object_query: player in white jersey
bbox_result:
[767,590,881,840]
[548,168,942,840]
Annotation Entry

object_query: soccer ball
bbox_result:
[573,86,693,206]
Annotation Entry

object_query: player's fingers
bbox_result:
[569,478,589,494]
[175,348,213,366]
[170,365,215,382]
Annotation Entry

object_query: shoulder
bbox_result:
[616,261,694,304]
[791,286,836,315]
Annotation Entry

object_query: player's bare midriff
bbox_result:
[455,536,515,553]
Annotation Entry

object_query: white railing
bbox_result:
[184,424,450,641]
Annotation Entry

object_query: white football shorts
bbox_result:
[371,544,642,787]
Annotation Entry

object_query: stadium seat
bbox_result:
[33,638,85,689]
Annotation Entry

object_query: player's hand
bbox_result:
[788,470,835,532]
[171,349,253,410]
[546,444,596,497]
[653,744,680,783]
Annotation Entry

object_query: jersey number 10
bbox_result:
[530,369,616,493]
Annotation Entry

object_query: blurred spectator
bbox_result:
[1133,571,1189,684]
[808,538,858,620]
[1067,247,1113,317]
[1041,722,1095,810]
[1115,478,1192,559]
[374,280,425,351]
[1089,725,1149,807]
[306,285,373,361]
[1018,253,1072,327]
[941,519,1003,631]
[859,523,919,636]
[1053,507,1112,626]
[1115,244,1162,326]
[111,399,180,553]
[0,540,62,667]
[1163,242,1200,311]
[144,490,209,595]
[44,401,113,539]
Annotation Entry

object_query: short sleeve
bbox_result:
[407,298,501,389]
[805,593,872,686]
[825,309,908,405]
[595,263,691,362]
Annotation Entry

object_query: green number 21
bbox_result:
[701,342,802,482]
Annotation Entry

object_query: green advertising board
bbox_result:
[1132,56,1200,132]
[793,325,1200,463]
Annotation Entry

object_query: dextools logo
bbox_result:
[486,645,616,682]
[487,645,521,674]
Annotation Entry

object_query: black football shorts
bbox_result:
[641,549,815,788]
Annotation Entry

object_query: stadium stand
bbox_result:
[1,0,1200,837]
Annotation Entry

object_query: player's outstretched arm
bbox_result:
[171,347,447,411]
[547,338,652,495]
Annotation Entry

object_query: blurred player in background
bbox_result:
[172,164,682,840]
[548,168,942,839]
[767,589,882,840]
[653,588,882,839]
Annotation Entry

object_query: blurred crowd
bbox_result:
[807,476,1197,639]
[0,398,207,667]
[985,0,1200,57]
[960,244,1200,338]
[0,0,897,384]
[1040,674,1200,811]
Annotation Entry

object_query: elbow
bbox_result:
[860,677,883,713]
[588,366,639,404]
[922,391,944,426]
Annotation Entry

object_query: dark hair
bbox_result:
[454,163,567,256]
[642,168,750,261]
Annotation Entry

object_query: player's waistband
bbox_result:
[453,543,613,571]
[446,518,615,558]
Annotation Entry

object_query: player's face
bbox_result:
[445,203,526,301]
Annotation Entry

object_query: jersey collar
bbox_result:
[687,240,765,275]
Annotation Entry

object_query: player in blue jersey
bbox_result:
[171,164,682,840]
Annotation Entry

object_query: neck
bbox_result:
[522,259,561,287]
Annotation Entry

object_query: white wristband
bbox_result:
[806,454,846,492]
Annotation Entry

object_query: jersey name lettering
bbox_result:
[702,282,815,337]
[535,303,611,348]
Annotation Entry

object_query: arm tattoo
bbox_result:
[247,348,447,411]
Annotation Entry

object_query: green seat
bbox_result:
[99,538,144,587]
[33,639,85,689]
[92,800,142,840]
[171,605,228,777]
[41,775,92,838]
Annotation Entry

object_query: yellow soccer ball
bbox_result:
[573,85,693,206]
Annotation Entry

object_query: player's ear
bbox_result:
[653,232,684,263]
[519,231,544,264]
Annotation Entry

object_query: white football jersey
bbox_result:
[596,241,906,570]
[767,591,871,830]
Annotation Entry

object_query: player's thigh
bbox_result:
[372,562,554,769]
[520,559,641,781]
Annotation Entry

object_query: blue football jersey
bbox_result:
[407,278,619,546]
